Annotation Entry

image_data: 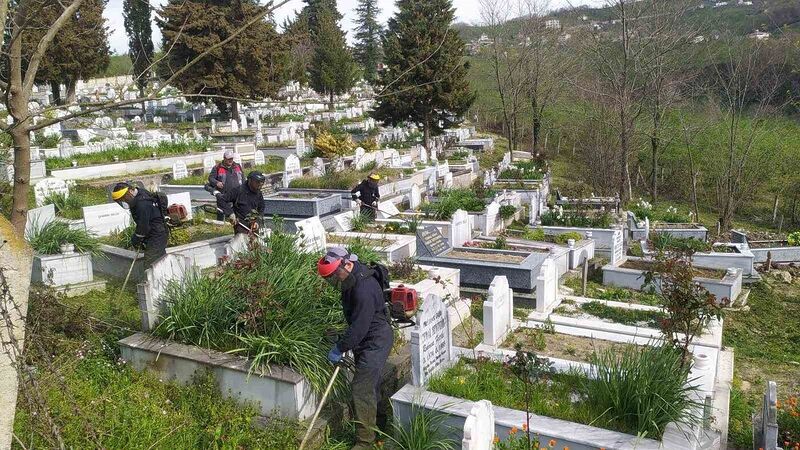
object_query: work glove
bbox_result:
[130,234,143,248]
[228,214,238,226]
[327,344,343,365]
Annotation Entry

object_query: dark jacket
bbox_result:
[130,189,167,246]
[219,182,265,227]
[208,162,243,194]
[337,262,392,353]
[351,179,380,206]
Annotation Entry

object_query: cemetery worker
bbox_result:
[111,183,169,269]
[219,171,266,235]
[316,247,393,450]
[207,149,243,220]
[350,173,381,219]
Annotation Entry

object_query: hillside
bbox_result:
[456,0,800,41]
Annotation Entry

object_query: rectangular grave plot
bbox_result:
[263,192,341,217]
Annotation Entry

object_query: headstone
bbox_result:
[411,293,453,386]
[283,154,302,188]
[443,172,453,189]
[229,119,239,133]
[295,216,327,253]
[374,151,384,168]
[172,160,188,180]
[409,184,421,210]
[753,381,780,450]
[462,400,495,450]
[332,157,345,173]
[354,147,366,170]
[483,276,514,347]
[296,137,306,156]
[535,257,558,313]
[332,210,354,232]
[377,200,400,219]
[210,118,216,133]
[240,115,247,131]
[33,177,69,207]
[115,117,125,128]
[419,145,428,164]
[233,152,243,166]
[138,253,195,331]
[416,226,449,257]
[25,204,56,239]
[389,150,401,168]
[450,209,471,247]
[224,233,250,258]
[529,190,540,224]
[82,203,132,237]
[311,157,325,177]
[203,156,215,173]
[484,201,500,234]
[427,170,437,193]
[254,150,265,166]
[166,191,193,220]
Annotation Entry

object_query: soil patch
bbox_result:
[621,259,725,279]
[503,328,641,363]
[445,249,526,264]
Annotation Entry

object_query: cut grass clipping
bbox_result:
[27,221,102,256]
[153,229,346,397]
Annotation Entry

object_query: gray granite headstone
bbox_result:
[416,226,449,257]
[753,381,780,450]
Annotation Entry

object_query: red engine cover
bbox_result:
[391,285,418,318]
[167,204,188,222]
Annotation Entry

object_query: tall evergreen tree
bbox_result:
[282,12,313,85]
[353,0,382,83]
[123,0,153,116]
[302,0,340,37]
[158,0,287,119]
[372,0,474,149]
[309,9,357,111]
[22,0,110,104]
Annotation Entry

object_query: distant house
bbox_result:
[713,1,729,7]
[748,30,770,40]
[545,19,560,30]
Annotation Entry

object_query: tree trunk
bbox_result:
[531,98,541,156]
[772,195,779,223]
[139,86,146,119]
[328,91,334,112]
[10,128,32,234]
[49,80,62,105]
[423,115,431,152]
[65,78,76,104]
[650,129,659,203]
[230,101,240,121]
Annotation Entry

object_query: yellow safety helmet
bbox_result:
[111,184,129,201]
[369,173,381,181]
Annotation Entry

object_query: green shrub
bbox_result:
[375,403,456,450]
[554,231,583,245]
[348,212,372,232]
[499,205,517,220]
[586,343,701,437]
[649,233,712,253]
[580,301,666,328]
[344,238,381,265]
[540,210,612,228]
[154,230,345,396]
[27,221,101,256]
[788,231,800,246]
[522,228,546,241]
[421,189,485,220]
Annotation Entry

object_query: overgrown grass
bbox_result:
[289,167,403,190]
[564,276,662,306]
[375,403,456,450]
[100,221,231,249]
[421,188,486,220]
[45,141,211,170]
[27,221,102,256]
[580,301,666,328]
[498,160,544,180]
[42,185,109,219]
[540,210,613,228]
[649,232,712,253]
[153,231,345,396]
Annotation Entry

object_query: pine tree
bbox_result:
[123,0,153,114]
[22,0,110,104]
[158,0,287,119]
[302,0,340,37]
[353,0,382,83]
[372,0,474,149]
[309,9,357,111]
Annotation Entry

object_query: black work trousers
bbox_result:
[142,228,169,269]
[350,325,393,449]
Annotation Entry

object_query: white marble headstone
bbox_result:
[25,203,56,239]
[462,400,495,450]
[203,156,215,173]
[296,137,306,156]
[377,200,400,219]
[295,216,327,253]
[283,154,302,188]
[229,119,239,133]
[409,184,421,210]
[34,177,69,207]
[82,203,132,237]
[254,150,266,166]
[483,276,514,346]
[450,209,471,247]
[172,160,188,180]
[210,118,216,133]
[311,157,325,177]
[411,293,452,386]
[332,157,345,173]
[443,172,453,189]
[535,257,559,313]
[354,147,366,170]
[483,201,500,234]
[139,253,195,331]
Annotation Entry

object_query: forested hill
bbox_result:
[455,0,800,41]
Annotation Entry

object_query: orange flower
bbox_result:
[522,422,528,431]
[494,436,500,444]
[510,426,518,435]
[549,439,556,447]
[563,447,570,450]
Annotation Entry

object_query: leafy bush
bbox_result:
[649,233,712,253]
[34,132,61,149]
[154,231,345,396]
[586,344,701,437]
[313,131,354,158]
[388,258,428,284]
[421,189,485,220]
[554,231,583,245]
[499,205,517,220]
[348,212,372,232]
[540,210,612,228]
[360,136,379,153]
[343,238,382,265]
[788,231,800,246]
[375,403,456,450]
[522,228,546,241]
[27,221,101,256]
[629,199,690,223]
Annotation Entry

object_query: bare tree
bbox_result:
[479,0,530,157]
[1,0,291,234]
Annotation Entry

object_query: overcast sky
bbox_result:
[104,0,605,54]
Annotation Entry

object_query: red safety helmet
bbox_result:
[317,248,352,277]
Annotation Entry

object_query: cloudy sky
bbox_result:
[104,0,605,54]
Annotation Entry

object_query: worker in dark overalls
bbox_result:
[351,174,381,219]
[317,247,393,450]
[207,149,243,220]
[218,171,266,234]
[112,182,169,269]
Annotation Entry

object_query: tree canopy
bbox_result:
[123,0,154,95]
[354,0,382,83]
[309,8,357,110]
[372,0,474,147]
[158,0,287,118]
